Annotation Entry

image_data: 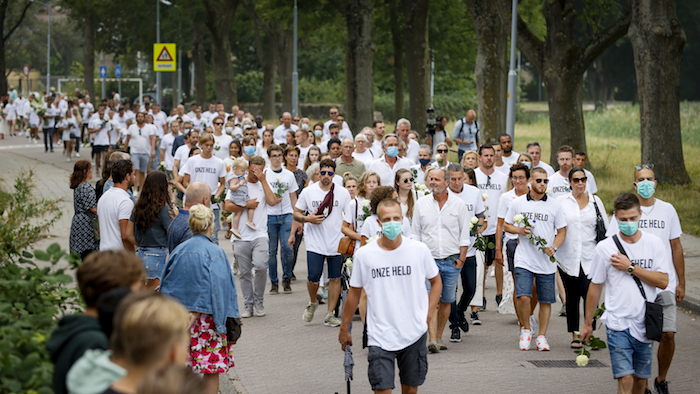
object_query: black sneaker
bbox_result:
[495,294,503,306]
[654,378,669,394]
[450,327,461,342]
[479,297,486,312]
[470,311,482,325]
[458,313,470,333]
[283,279,292,293]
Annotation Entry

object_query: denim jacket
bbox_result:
[160,234,240,334]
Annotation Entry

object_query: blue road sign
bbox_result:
[115,65,122,78]
[99,65,107,78]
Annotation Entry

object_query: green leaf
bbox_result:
[33,250,50,261]
[46,243,61,255]
[22,251,33,258]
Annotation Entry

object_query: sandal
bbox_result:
[570,339,583,349]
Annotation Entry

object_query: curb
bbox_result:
[678,296,700,315]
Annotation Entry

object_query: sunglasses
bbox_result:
[571,176,587,183]
[635,163,654,171]
[534,178,549,184]
[403,178,415,184]
[320,171,334,176]
[214,122,223,126]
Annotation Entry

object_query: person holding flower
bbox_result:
[342,171,380,254]
[504,167,567,351]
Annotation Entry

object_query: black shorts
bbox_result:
[484,234,499,266]
[92,145,110,155]
[367,332,428,390]
[506,238,518,272]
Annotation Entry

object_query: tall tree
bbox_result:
[402,0,430,133]
[465,0,509,145]
[387,0,404,120]
[191,22,207,106]
[201,0,239,107]
[63,0,99,100]
[251,22,277,120]
[517,0,631,164]
[0,0,32,94]
[628,0,690,184]
[331,0,374,132]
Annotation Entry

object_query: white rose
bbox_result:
[361,199,371,207]
[482,193,488,201]
[471,217,479,224]
[576,354,589,367]
[469,222,474,230]
[367,236,379,243]
[345,257,353,270]
[276,175,282,181]
[546,187,552,194]
[513,214,524,223]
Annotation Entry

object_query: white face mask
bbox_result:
[225,126,234,134]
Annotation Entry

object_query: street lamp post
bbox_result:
[30,0,57,94]
[291,0,298,116]
[505,0,519,141]
[156,0,172,106]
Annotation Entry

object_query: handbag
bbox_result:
[337,197,358,257]
[592,196,607,243]
[612,235,664,342]
[226,317,242,344]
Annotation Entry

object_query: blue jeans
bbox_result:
[43,127,54,151]
[514,267,556,304]
[137,246,168,279]
[426,256,462,304]
[607,328,653,379]
[267,213,293,284]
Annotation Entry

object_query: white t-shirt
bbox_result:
[497,189,522,241]
[505,193,567,274]
[97,187,134,251]
[150,111,167,137]
[350,238,439,351]
[173,144,193,173]
[501,152,520,167]
[295,182,351,256]
[352,149,376,169]
[606,199,681,294]
[88,115,111,146]
[160,133,177,171]
[534,161,555,177]
[181,155,226,209]
[81,102,94,124]
[213,133,233,161]
[495,163,510,175]
[228,179,268,241]
[549,171,596,199]
[449,184,485,257]
[126,124,153,154]
[191,116,205,131]
[273,124,299,145]
[359,214,412,241]
[474,168,508,235]
[298,145,311,164]
[323,120,352,140]
[368,157,413,186]
[589,232,671,342]
[265,168,299,215]
[405,139,421,164]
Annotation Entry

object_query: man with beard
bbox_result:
[499,134,520,168]
[97,160,136,252]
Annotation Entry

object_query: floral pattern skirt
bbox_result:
[187,313,235,374]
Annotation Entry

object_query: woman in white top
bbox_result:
[257,129,273,166]
[58,107,80,161]
[341,171,380,253]
[394,168,416,223]
[5,99,16,137]
[556,167,609,349]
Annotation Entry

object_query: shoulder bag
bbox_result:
[612,235,664,342]
[592,196,607,243]
[337,198,357,257]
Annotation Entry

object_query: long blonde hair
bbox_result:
[394,168,415,220]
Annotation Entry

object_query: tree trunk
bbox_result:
[516,0,631,164]
[252,23,277,120]
[628,0,690,185]
[83,13,96,101]
[0,0,32,94]
[587,56,608,111]
[275,25,293,113]
[337,0,374,133]
[466,0,509,145]
[388,0,404,120]
[402,0,430,134]
[192,23,207,107]
[202,0,238,107]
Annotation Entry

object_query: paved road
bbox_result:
[1,136,699,393]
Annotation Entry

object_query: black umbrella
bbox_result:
[340,262,353,394]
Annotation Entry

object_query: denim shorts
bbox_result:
[428,256,462,304]
[307,251,342,283]
[606,328,653,379]
[131,153,150,172]
[137,246,168,279]
[514,267,555,304]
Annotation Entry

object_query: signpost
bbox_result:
[153,43,176,71]
[23,64,29,95]
[99,65,107,99]
[115,65,122,97]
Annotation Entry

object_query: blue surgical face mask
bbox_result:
[314,129,323,137]
[419,158,431,167]
[522,162,531,169]
[618,221,639,236]
[636,180,655,199]
[387,146,399,158]
[381,220,403,240]
[244,146,256,156]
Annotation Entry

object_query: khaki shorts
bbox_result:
[655,290,677,333]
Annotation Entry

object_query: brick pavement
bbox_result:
[1,138,699,393]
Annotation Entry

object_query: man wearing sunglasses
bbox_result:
[211,116,233,161]
[293,159,351,328]
[605,164,684,394]
[323,106,351,139]
[505,167,567,351]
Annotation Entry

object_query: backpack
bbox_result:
[457,118,479,142]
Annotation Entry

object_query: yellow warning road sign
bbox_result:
[153,43,176,71]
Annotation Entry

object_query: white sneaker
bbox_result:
[324,313,341,327]
[240,305,253,318]
[303,301,319,322]
[75,152,80,157]
[519,329,532,351]
[529,315,538,335]
[536,335,550,351]
[254,302,266,317]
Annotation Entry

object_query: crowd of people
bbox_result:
[46,93,687,394]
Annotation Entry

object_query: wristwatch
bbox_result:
[552,246,558,252]
[627,265,635,275]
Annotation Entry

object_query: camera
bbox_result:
[426,107,436,136]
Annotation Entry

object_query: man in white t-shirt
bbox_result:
[549,145,596,199]
[210,116,233,161]
[493,143,510,174]
[124,112,155,194]
[606,165,683,393]
[293,159,351,328]
[525,141,555,176]
[573,151,598,194]
[97,159,135,252]
[499,134,520,168]
[273,112,299,145]
[582,193,670,394]
[150,104,167,138]
[339,199,441,393]
[160,121,180,178]
[412,167,471,353]
[202,103,216,124]
[504,167,567,351]
[182,133,226,245]
[323,106,351,139]
[368,134,413,186]
[225,156,280,318]
[295,128,312,164]
[87,104,112,174]
[474,145,509,310]
[265,145,299,295]
[396,118,421,164]
[445,164,485,342]
[190,107,205,131]
[371,120,386,153]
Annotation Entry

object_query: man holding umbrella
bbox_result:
[339,198,442,393]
